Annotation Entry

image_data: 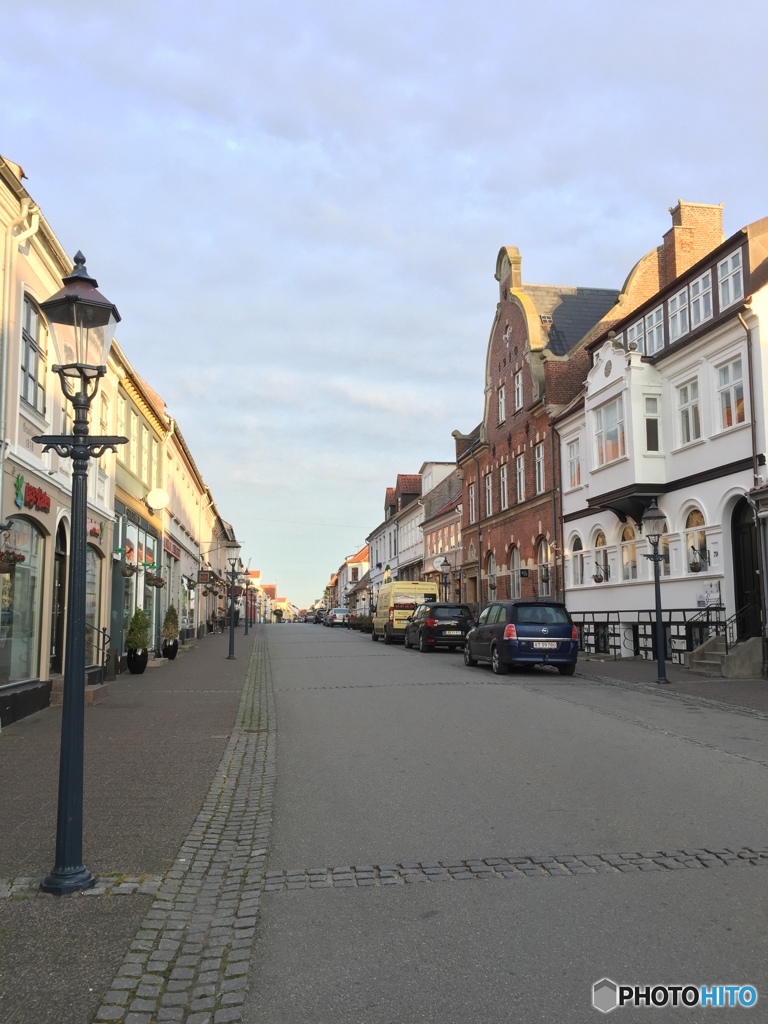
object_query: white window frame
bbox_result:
[537,539,551,597]
[485,473,493,517]
[498,385,506,423]
[571,537,584,587]
[644,306,664,355]
[717,357,745,430]
[677,379,701,446]
[468,483,476,524]
[626,319,645,353]
[690,270,712,329]
[594,396,626,467]
[534,442,545,494]
[509,546,521,599]
[567,438,581,490]
[644,396,660,452]
[499,464,508,511]
[515,453,525,503]
[668,288,689,342]
[621,525,638,581]
[514,370,523,411]
[20,296,46,415]
[718,249,743,311]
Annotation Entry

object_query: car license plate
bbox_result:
[445,630,462,635]
[533,641,558,649]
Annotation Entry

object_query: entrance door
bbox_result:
[731,498,760,638]
[49,522,67,674]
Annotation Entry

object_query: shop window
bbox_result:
[0,519,45,686]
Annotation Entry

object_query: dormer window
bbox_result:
[718,250,743,310]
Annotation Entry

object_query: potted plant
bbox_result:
[121,562,137,578]
[125,608,150,674]
[162,604,179,660]
[0,550,25,574]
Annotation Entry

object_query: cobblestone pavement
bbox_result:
[258,846,768,889]
[77,633,275,1024]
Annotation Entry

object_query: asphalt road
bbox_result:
[244,625,768,1023]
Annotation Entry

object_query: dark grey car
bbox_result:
[403,603,475,652]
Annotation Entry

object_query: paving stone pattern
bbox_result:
[261,847,768,891]
[90,633,275,1024]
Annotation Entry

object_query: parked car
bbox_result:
[326,607,350,627]
[403,603,475,652]
[313,610,325,624]
[464,600,578,675]
[304,611,315,622]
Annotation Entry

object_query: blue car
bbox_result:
[464,600,579,676]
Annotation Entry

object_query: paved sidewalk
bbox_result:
[575,654,768,715]
[0,627,271,1024]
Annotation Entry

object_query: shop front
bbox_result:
[111,500,161,667]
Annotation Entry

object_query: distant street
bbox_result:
[245,624,768,1023]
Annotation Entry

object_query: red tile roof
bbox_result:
[347,545,369,563]
[396,474,422,494]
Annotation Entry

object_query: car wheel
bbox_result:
[383,627,392,645]
[371,629,379,642]
[403,631,411,649]
[463,643,477,667]
[557,663,576,676]
[418,631,430,653]
[491,645,508,675]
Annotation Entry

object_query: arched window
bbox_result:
[593,531,609,582]
[509,546,521,599]
[686,508,707,573]
[621,525,638,581]
[537,538,551,597]
[486,552,497,597]
[85,546,102,668]
[571,536,584,586]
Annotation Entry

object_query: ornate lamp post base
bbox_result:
[41,864,95,895]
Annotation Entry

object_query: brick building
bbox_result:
[453,246,618,610]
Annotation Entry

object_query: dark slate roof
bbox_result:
[521,285,620,357]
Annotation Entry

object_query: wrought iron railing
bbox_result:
[85,626,111,679]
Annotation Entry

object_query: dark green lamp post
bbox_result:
[35,253,128,894]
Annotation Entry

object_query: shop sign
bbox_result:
[164,537,182,559]
[198,570,212,584]
[16,475,51,513]
[87,519,104,542]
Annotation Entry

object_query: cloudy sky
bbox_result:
[4,0,768,607]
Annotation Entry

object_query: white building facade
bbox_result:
[558,206,767,668]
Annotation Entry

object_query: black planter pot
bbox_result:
[126,647,149,675]
[162,639,179,661]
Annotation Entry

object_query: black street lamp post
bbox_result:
[34,253,127,894]
[243,576,251,635]
[225,539,241,660]
[642,499,669,685]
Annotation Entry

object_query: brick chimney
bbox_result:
[660,201,724,287]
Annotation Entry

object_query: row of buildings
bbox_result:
[325,200,768,677]
[0,156,292,727]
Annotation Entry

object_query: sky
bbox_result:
[3,0,768,608]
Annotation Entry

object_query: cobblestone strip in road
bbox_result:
[261,846,768,891]
[85,629,275,1024]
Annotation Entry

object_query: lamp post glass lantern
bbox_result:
[35,254,127,894]
[642,499,669,684]
[224,540,242,660]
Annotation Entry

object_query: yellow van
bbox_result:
[371,580,439,644]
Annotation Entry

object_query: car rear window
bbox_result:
[516,605,570,624]
[429,606,473,620]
